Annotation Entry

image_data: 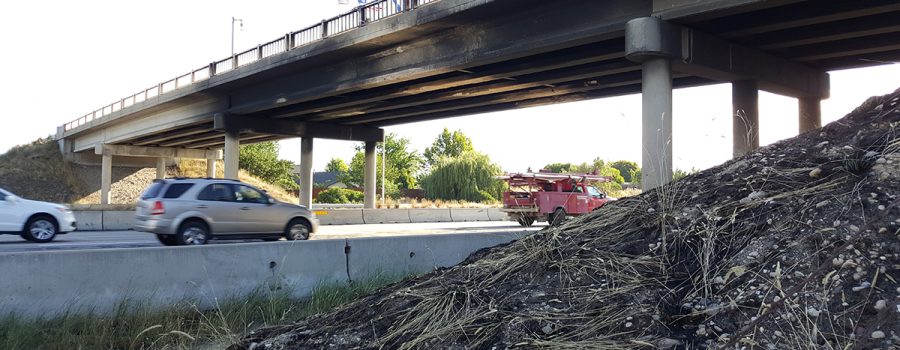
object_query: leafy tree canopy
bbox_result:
[420,151,504,202]
[343,133,422,198]
[238,141,298,191]
[423,128,474,167]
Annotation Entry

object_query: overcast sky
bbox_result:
[2,1,899,174]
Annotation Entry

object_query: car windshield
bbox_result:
[587,186,603,197]
[0,188,13,197]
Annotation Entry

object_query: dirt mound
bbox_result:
[231,89,900,350]
[0,137,83,203]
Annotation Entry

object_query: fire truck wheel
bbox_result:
[550,208,566,227]
[516,215,535,227]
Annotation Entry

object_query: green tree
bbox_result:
[325,158,349,174]
[420,151,504,202]
[315,188,364,204]
[672,167,700,181]
[542,163,574,173]
[345,133,422,198]
[610,160,640,183]
[238,141,298,191]
[423,128,474,167]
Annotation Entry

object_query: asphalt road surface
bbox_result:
[0,221,545,253]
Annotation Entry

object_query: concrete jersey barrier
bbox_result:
[72,207,508,229]
[0,232,527,318]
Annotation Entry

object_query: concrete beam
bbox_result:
[94,144,221,159]
[298,138,314,208]
[732,80,760,157]
[363,142,377,209]
[213,113,384,143]
[676,26,829,99]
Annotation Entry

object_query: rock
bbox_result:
[541,324,554,335]
[810,167,823,178]
[874,300,886,310]
[872,330,885,339]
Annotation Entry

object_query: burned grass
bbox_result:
[230,89,900,349]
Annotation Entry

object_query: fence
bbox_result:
[63,0,442,132]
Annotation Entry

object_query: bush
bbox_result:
[239,142,298,191]
[315,188,364,204]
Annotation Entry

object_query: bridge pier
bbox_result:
[625,17,679,190]
[364,141,377,209]
[156,158,167,179]
[298,138,314,208]
[799,97,822,133]
[101,155,112,205]
[224,130,240,180]
[207,158,217,178]
[732,80,760,158]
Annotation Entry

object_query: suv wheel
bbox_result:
[23,215,58,243]
[176,221,209,245]
[284,218,311,241]
[550,208,566,227]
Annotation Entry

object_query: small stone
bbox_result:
[541,324,554,335]
[832,258,845,267]
[879,228,888,234]
[713,276,725,284]
[774,330,783,337]
[806,307,821,317]
[874,300,886,310]
[876,157,887,164]
[878,205,886,210]
[871,331,885,339]
[809,167,823,178]
[625,322,633,328]
[816,200,831,208]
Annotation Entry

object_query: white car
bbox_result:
[0,187,76,242]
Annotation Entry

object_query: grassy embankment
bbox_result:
[0,277,396,350]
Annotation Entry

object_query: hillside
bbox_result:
[231,89,900,350]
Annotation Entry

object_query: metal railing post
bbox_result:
[285,33,294,50]
[359,6,367,26]
[209,62,217,77]
[257,44,263,59]
[231,54,238,69]
[321,20,328,38]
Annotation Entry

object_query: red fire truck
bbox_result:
[498,172,613,227]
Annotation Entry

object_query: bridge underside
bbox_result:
[58,0,900,203]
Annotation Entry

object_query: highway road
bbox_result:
[0,221,544,253]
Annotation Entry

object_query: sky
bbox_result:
[2,1,899,175]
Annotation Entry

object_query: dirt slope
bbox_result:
[231,89,900,350]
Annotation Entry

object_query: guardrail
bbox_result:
[62,0,442,132]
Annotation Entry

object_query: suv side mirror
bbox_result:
[267,197,276,205]
[6,195,17,203]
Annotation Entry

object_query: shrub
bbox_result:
[315,188,364,204]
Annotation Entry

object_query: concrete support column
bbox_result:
[100,154,112,205]
[298,138,314,208]
[799,97,822,133]
[223,130,240,180]
[363,141,377,209]
[156,158,167,179]
[640,58,673,190]
[206,158,217,178]
[732,80,760,158]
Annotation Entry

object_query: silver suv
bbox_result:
[134,178,318,246]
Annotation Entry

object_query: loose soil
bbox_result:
[230,88,900,350]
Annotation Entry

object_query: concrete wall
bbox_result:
[74,208,510,230]
[0,232,525,318]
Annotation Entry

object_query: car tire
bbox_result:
[284,218,311,241]
[550,208,566,227]
[176,220,209,246]
[156,234,179,246]
[23,215,58,243]
[516,215,535,227]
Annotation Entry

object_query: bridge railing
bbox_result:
[63,0,442,132]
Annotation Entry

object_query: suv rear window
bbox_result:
[162,183,194,199]
[140,182,166,199]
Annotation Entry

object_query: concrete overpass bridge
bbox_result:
[56,0,900,206]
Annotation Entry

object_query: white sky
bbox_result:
[2,1,899,174]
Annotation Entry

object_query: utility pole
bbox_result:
[231,17,243,56]
[381,145,386,206]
